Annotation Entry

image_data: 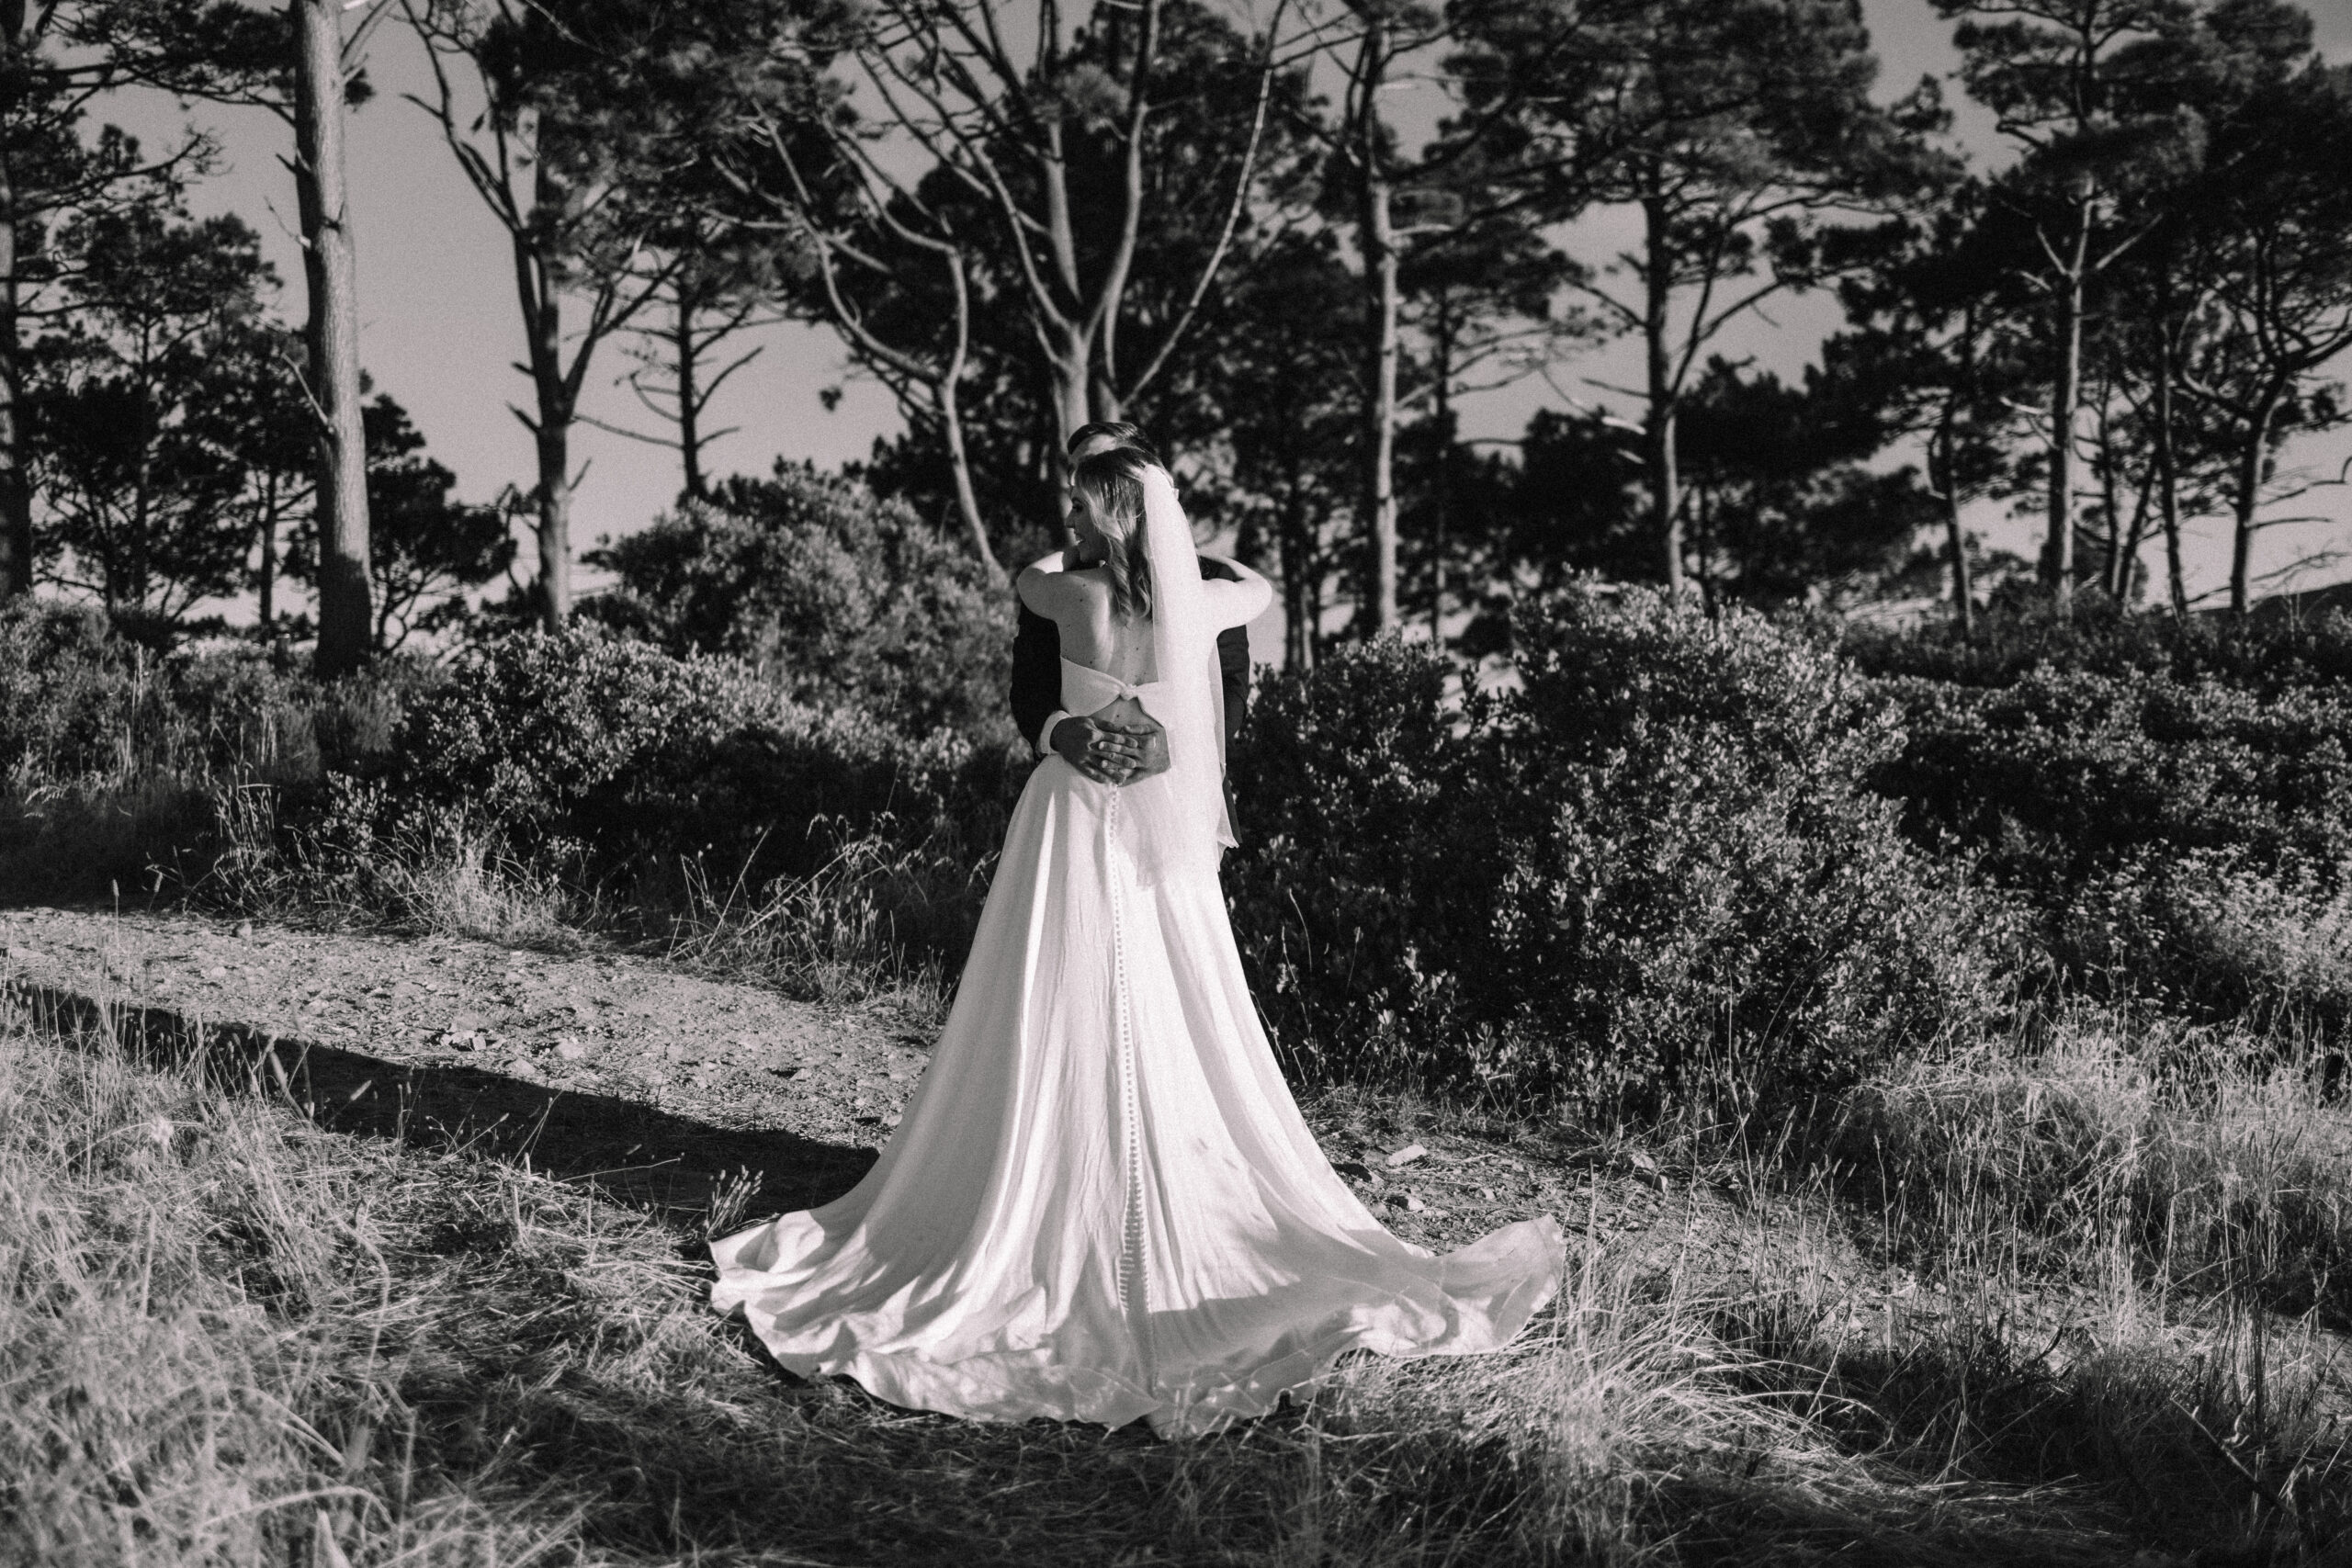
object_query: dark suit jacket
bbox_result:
[1010,560,1252,751]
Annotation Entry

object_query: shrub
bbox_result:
[2054,850,2352,1046]
[311,653,448,778]
[0,600,153,786]
[1874,663,2352,1034]
[0,604,336,899]
[1227,637,1499,1090]
[1229,586,2001,1123]
[1487,586,2001,1120]
[1876,668,2352,889]
[0,602,324,792]
[390,627,791,834]
[582,463,1013,741]
[1848,598,2352,696]
[376,626,1025,954]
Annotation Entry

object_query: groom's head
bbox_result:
[1068,422,1159,465]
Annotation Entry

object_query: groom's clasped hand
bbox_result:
[1052,709,1170,786]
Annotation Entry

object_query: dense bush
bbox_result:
[1877,668,2352,887]
[1848,599,2352,695]
[1493,586,2002,1118]
[582,464,1013,741]
[0,602,319,788]
[2054,851,2352,1044]
[0,601,147,785]
[391,629,790,831]
[0,600,342,795]
[28,562,2352,1122]
[0,603,344,898]
[381,626,1025,910]
[1227,637,1502,1088]
[1230,586,2001,1122]
[1873,660,2352,1034]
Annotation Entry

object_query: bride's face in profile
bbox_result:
[1066,434,1121,558]
[1069,490,1113,565]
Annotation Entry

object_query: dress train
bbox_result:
[709,701,1564,1434]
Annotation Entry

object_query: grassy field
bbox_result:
[6,973,2351,1566]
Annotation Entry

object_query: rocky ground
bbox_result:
[0,904,1702,1261]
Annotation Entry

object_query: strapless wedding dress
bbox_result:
[708,657,1564,1435]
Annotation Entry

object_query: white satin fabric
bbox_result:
[708,770,1563,1430]
[708,482,1562,1433]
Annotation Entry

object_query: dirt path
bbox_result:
[0,904,1678,1258]
[1,904,930,1218]
[0,903,923,1130]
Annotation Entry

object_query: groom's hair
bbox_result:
[1072,446,1155,620]
[1067,421,1159,464]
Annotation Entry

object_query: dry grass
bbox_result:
[169,778,965,1025]
[8,992,2351,1564]
[1833,1006,2352,1323]
[177,777,595,953]
[655,827,967,1022]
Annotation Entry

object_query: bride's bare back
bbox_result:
[1038,568,1156,726]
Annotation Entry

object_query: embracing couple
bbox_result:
[708,423,1563,1436]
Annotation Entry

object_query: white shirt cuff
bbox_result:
[1035,708,1074,759]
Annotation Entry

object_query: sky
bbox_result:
[89,0,2352,631]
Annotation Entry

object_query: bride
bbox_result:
[708,447,1563,1435]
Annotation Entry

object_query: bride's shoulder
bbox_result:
[1017,557,1108,619]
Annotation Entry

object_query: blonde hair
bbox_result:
[1072,447,1154,620]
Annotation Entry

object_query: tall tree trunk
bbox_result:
[533,418,571,629]
[257,476,277,636]
[1693,488,1716,613]
[514,163,574,631]
[1282,478,1313,671]
[292,0,374,675]
[1360,189,1399,636]
[2154,329,2187,616]
[2115,464,2154,605]
[937,382,1000,580]
[2229,389,2282,617]
[1355,17,1398,637]
[0,0,33,600]
[2095,400,2124,601]
[131,441,152,612]
[1430,294,1453,645]
[1936,418,1973,637]
[1049,333,1092,455]
[1357,210,1399,634]
[934,251,1000,578]
[1089,0,1155,427]
[1642,194,1682,599]
[2044,194,2091,618]
[673,288,705,501]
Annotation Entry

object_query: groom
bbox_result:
[1009,422,1251,788]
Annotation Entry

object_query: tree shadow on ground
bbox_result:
[6,977,876,1223]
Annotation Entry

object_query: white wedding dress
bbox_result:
[708,475,1563,1436]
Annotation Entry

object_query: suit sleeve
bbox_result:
[1216,625,1250,743]
[1194,557,1251,743]
[1010,601,1062,750]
